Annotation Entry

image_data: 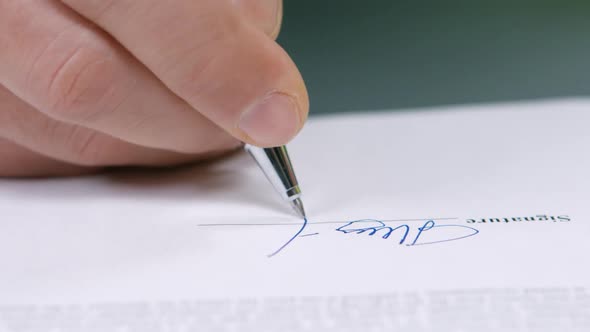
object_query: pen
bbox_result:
[245,144,306,218]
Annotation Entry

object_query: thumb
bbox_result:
[60,0,309,147]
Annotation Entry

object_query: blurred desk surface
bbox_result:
[278,0,590,114]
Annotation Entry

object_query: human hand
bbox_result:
[0,0,308,176]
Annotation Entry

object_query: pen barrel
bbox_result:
[245,144,302,202]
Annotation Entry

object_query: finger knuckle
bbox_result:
[42,46,118,122]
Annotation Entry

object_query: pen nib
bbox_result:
[291,198,307,219]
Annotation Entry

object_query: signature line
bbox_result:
[196,217,459,227]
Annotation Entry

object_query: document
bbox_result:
[0,99,589,331]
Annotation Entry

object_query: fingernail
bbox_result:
[233,0,282,37]
[266,0,282,37]
[239,92,301,146]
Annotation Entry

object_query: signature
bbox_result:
[268,218,480,257]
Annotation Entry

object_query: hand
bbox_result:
[0,0,308,177]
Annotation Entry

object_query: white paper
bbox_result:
[0,99,589,331]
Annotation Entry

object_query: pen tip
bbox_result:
[291,198,307,219]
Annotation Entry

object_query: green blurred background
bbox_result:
[277,0,590,114]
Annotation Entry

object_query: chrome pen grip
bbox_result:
[245,144,302,202]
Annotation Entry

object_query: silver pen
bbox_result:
[245,144,306,218]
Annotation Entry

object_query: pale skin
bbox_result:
[0,0,309,176]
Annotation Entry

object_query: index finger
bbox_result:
[60,0,309,147]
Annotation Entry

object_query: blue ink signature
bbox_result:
[336,219,480,246]
[268,218,479,257]
[267,218,310,258]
